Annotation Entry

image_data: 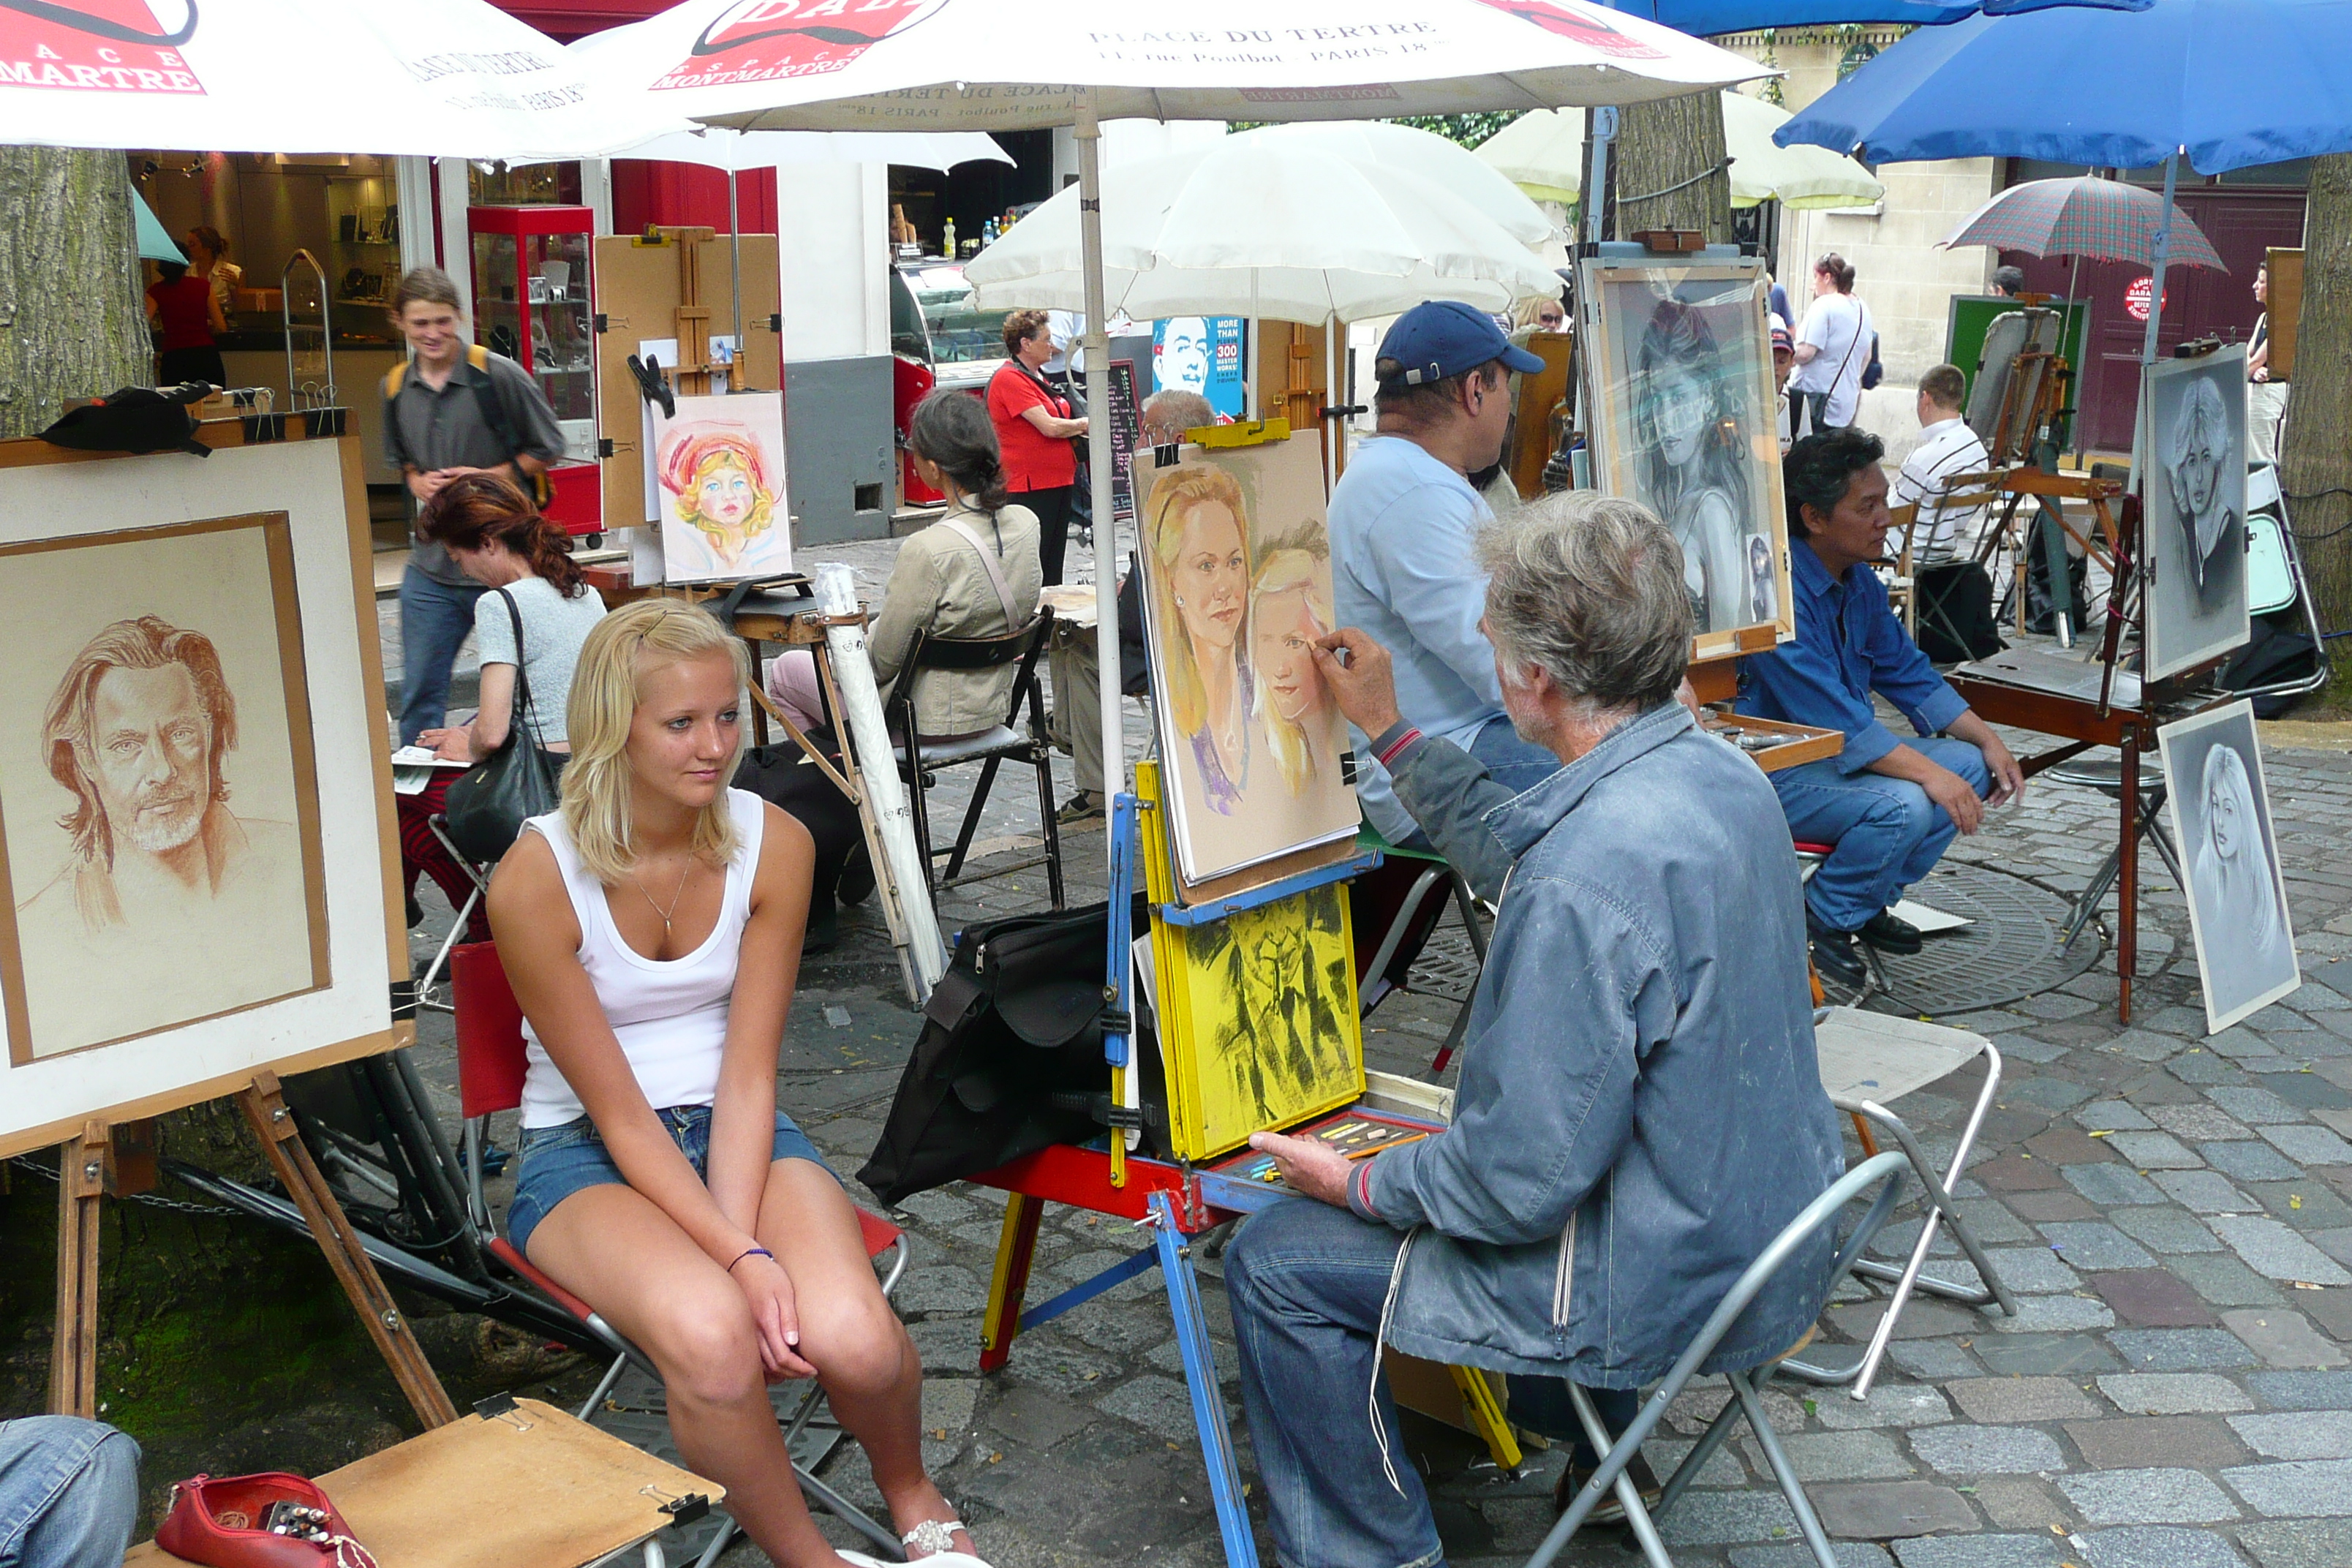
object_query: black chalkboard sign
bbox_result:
[1107,358,1142,530]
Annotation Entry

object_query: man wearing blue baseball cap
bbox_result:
[1331,300,1553,854]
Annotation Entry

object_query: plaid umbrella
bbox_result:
[1942,175,2226,269]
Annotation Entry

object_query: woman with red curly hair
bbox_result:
[399,473,606,934]
[657,421,788,577]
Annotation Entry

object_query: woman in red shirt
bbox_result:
[146,259,227,388]
[986,309,1088,584]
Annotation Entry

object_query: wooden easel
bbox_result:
[50,1071,457,1429]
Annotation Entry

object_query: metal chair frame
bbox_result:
[2046,756,2182,950]
[413,813,494,1017]
[887,609,1066,910]
[1780,1009,2019,1401]
[1525,1151,1912,1568]
[1352,841,1490,1077]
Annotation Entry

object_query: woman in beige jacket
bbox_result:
[766,390,1043,743]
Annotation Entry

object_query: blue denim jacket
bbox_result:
[1735,537,1968,775]
[1350,703,1844,1386]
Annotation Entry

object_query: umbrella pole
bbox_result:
[728,166,745,388]
[1076,93,1121,846]
[2139,151,2178,366]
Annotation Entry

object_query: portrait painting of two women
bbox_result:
[1137,440,1360,884]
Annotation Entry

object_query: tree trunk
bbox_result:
[1610,91,1733,246]
[2280,152,2352,684]
[0,145,148,439]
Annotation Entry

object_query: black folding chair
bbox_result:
[886,608,1066,910]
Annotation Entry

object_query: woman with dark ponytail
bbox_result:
[398,472,607,934]
[764,389,1041,739]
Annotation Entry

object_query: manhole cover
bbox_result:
[1831,859,2103,1016]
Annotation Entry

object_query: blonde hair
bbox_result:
[1249,548,1332,796]
[1145,463,1252,736]
[1513,294,1564,330]
[559,600,750,884]
[676,448,778,540]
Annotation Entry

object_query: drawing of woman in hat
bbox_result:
[657,421,785,576]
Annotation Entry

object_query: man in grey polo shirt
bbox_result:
[383,265,566,745]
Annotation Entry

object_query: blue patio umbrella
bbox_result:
[1599,0,2146,29]
[1774,0,2352,360]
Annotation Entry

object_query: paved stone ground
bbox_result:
[384,536,2352,1568]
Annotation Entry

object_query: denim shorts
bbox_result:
[506,1104,831,1258]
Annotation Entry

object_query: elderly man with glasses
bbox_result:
[1226,491,1843,1562]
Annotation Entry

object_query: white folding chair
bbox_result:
[1779,1008,2018,1399]
[414,812,494,1016]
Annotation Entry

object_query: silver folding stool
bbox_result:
[1782,1008,2018,1399]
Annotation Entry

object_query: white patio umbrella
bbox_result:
[0,0,678,159]
[570,0,1765,1007]
[600,128,1013,174]
[1477,91,1885,211]
[960,130,1563,322]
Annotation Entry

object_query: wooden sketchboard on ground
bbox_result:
[129,1398,723,1568]
[1507,328,1572,502]
[593,230,783,530]
[2267,247,2303,382]
[1137,761,1365,1162]
[0,431,405,1159]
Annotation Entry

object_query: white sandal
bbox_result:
[901,1518,987,1565]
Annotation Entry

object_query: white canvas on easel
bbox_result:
[649,391,794,585]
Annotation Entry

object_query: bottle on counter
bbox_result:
[941,216,956,257]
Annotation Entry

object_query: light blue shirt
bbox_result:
[1330,435,1506,841]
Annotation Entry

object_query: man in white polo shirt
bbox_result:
[1892,363,1992,568]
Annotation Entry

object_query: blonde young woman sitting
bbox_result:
[491,600,981,1568]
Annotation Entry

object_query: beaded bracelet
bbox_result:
[727,1245,775,1272]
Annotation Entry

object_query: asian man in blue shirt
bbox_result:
[1739,429,2027,986]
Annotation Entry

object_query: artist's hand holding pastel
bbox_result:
[1248,1130,1353,1208]
[1980,734,2026,808]
[1311,629,1403,737]
[1924,763,1986,835]
[731,1251,818,1381]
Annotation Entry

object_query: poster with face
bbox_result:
[2142,347,2250,682]
[1138,438,1360,885]
[1155,316,1246,418]
[2158,700,2300,1033]
[1578,259,1791,652]
[652,391,794,584]
[0,516,323,1062]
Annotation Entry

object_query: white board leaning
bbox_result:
[2157,698,2300,1035]
[0,435,404,1158]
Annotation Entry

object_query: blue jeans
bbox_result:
[0,1417,138,1568]
[398,565,485,745]
[1227,1201,1447,1568]
[1772,736,1991,932]
[1394,717,1559,854]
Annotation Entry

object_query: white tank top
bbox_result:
[517,788,766,1128]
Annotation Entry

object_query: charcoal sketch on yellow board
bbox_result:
[1137,760,1363,1160]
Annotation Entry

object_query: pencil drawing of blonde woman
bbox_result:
[1249,537,1341,796]
[657,421,788,578]
[2190,739,2292,1012]
[1146,463,1254,813]
[2166,374,2239,606]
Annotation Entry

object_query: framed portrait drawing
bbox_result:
[0,434,404,1159]
[1136,437,1360,886]
[1578,257,1792,657]
[2141,347,2250,682]
[2157,700,2300,1034]
[650,391,794,585]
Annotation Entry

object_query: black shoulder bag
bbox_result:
[442,588,568,864]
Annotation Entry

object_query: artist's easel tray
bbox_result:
[1701,709,1844,771]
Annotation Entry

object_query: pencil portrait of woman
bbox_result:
[2188,739,2293,1018]
[1145,464,1254,814]
[2166,374,2239,606]
[1248,542,1340,797]
[1631,297,1757,634]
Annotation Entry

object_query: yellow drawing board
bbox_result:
[1138,760,1365,1160]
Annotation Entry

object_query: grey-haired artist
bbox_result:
[1224,491,1842,1561]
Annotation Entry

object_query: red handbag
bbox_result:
[157,1473,377,1568]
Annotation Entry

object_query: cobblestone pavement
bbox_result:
[387,542,2352,1568]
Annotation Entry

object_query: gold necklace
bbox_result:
[633,857,693,935]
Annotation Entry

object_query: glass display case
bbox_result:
[467,204,600,535]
